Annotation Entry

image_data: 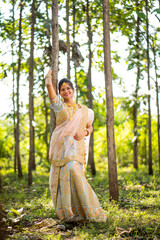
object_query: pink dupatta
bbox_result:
[49,108,83,163]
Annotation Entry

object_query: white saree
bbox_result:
[49,96,106,222]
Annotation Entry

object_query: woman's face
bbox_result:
[60,83,74,102]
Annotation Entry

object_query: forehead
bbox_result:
[60,83,71,89]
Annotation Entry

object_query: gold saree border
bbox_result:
[50,155,86,167]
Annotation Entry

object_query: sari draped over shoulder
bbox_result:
[49,102,89,167]
[49,96,106,222]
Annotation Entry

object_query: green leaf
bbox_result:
[152,8,160,14]
[43,22,50,29]
[127,63,134,70]
[137,12,146,20]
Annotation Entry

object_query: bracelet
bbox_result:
[50,97,55,101]
[84,128,90,136]
[45,74,52,80]
[49,96,57,103]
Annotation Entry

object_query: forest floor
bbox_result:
[0,164,160,240]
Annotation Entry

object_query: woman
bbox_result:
[45,70,106,222]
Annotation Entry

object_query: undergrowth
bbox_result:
[0,163,160,239]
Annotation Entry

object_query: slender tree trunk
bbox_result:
[11,0,16,173]
[157,0,160,173]
[16,0,23,178]
[44,92,49,161]
[42,66,49,161]
[51,0,59,134]
[44,0,50,160]
[145,0,153,175]
[152,46,160,173]
[66,0,70,79]
[45,0,52,65]
[133,0,140,169]
[86,0,96,175]
[72,0,78,103]
[0,173,2,192]
[28,0,36,185]
[145,124,147,165]
[103,0,119,201]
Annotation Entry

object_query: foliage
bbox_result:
[0,120,13,160]
[1,95,159,171]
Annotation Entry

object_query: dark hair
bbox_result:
[58,78,74,92]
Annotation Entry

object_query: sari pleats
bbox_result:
[55,161,106,222]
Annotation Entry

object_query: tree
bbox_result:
[86,0,96,175]
[42,68,50,161]
[72,0,78,103]
[51,0,59,134]
[11,0,16,173]
[16,0,23,178]
[133,0,141,169]
[0,173,2,192]
[151,36,160,173]
[28,0,36,185]
[66,0,70,79]
[103,0,119,201]
[145,0,153,175]
[44,0,51,160]
[44,0,52,65]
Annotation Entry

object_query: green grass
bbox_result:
[0,163,160,239]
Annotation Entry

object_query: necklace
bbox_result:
[65,103,77,120]
[66,102,76,107]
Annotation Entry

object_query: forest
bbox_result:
[0,0,160,239]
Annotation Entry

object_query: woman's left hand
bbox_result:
[74,131,85,141]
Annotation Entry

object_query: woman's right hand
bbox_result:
[45,69,57,100]
[45,69,52,87]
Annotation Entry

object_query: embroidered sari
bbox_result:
[49,96,106,222]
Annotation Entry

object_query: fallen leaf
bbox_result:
[35,218,57,228]
[116,226,133,236]
[56,224,66,231]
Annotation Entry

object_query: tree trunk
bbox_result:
[103,0,119,201]
[28,0,36,185]
[43,66,49,161]
[72,0,78,103]
[0,173,2,192]
[152,46,160,173]
[11,0,16,173]
[16,0,23,178]
[43,0,50,160]
[51,0,59,134]
[45,0,52,65]
[66,0,70,79]
[86,0,96,175]
[145,124,148,165]
[133,0,140,169]
[145,0,153,175]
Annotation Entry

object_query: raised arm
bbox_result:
[45,69,57,100]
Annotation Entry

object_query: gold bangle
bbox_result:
[84,128,90,136]
[45,74,52,79]
[50,97,55,101]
